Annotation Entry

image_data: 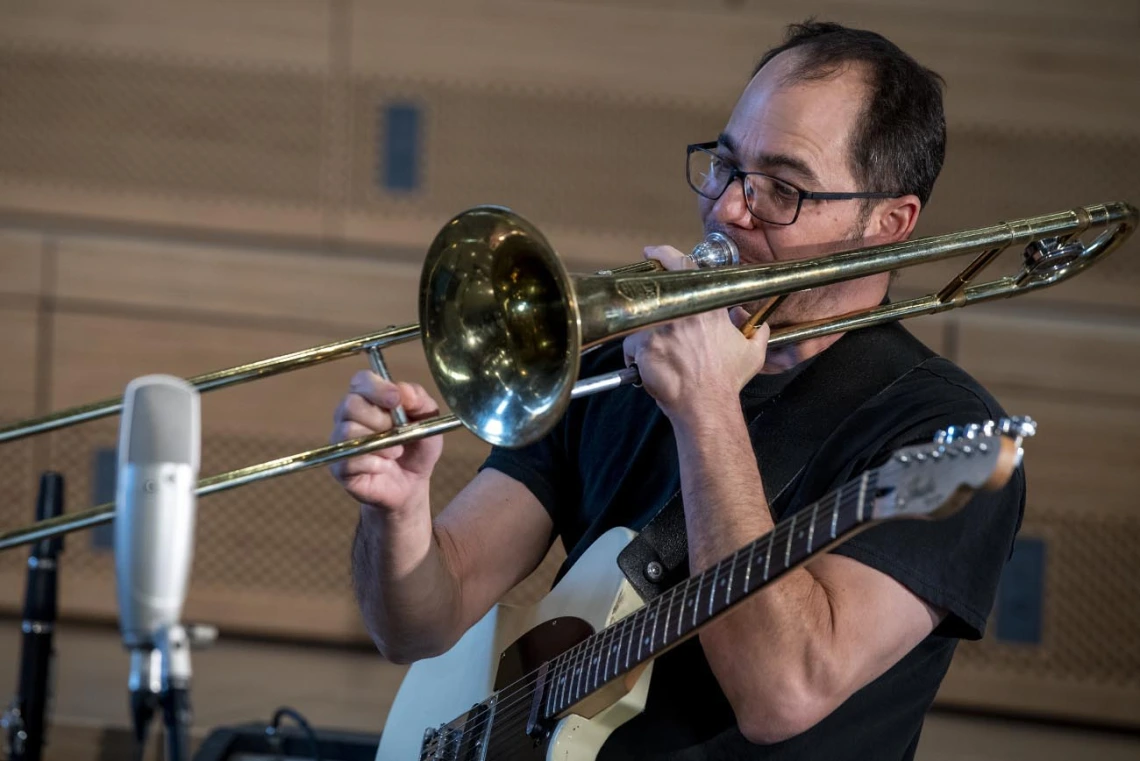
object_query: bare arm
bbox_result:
[672,408,943,744]
[623,245,944,744]
[333,374,553,663]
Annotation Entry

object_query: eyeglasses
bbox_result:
[686,142,901,226]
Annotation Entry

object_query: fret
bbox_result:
[547,653,561,716]
[807,501,818,553]
[725,550,737,607]
[708,563,719,617]
[663,585,675,649]
[763,532,774,580]
[589,627,604,692]
[857,472,868,521]
[677,577,689,638]
[563,650,576,712]
[572,641,588,704]
[625,609,636,669]
[605,621,620,684]
[830,488,840,539]
[744,538,756,593]
[784,511,796,570]
[650,602,661,655]
[691,575,702,627]
[554,654,566,716]
[637,608,649,662]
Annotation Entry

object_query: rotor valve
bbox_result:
[1023,237,1085,278]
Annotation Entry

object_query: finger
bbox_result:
[622,332,647,367]
[348,370,402,409]
[394,382,441,419]
[332,420,406,459]
[337,393,393,432]
[335,453,401,480]
[643,245,693,271]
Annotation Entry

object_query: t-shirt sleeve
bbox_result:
[479,430,576,536]
[815,364,1027,641]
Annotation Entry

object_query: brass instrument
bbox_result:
[0,201,1134,551]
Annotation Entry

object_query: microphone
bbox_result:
[114,375,200,761]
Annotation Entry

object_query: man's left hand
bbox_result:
[621,245,769,426]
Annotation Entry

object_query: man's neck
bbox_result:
[760,332,845,374]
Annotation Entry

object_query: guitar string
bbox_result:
[418,475,877,756]
[417,476,873,758]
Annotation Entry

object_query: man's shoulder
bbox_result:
[892,354,1006,419]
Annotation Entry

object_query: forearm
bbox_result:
[672,409,838,741]
[351,498,465,664]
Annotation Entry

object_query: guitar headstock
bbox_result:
[873,416,1035,521]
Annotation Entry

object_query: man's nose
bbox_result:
[709,178,755,230]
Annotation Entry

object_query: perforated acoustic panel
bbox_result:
[0,418,490,642]
[940,503,1140,727]
[0,44,326,208]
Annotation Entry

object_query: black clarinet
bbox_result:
[3,473,64,761]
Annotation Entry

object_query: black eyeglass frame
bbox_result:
[686,141,903,226]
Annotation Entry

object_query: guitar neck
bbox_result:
[541,469,882,719]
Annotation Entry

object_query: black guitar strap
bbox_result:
[616,321,935,601]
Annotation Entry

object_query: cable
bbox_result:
[266,706,322,761]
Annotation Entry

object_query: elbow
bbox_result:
[372,633,453,665]
[736,692,830,746]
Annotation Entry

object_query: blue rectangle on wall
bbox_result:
[379,104,421,192]
[995,536,1046,644]
[91,447,116,550]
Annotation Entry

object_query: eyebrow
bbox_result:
[718,132,820,187]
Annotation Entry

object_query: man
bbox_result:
[331,21,1024,760]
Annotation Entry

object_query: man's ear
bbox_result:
[868,195,922,244]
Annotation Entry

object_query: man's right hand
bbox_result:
[329,371,444,514]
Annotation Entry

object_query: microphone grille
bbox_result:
[121,376,200,468]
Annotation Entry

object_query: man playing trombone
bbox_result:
[331,20,1025,760]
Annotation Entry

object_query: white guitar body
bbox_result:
[376,527,651,761]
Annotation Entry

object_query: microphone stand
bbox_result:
[3,473,65,761]
[127,647,162,760]
[157,625,192,761]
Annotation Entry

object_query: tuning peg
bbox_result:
[936,425,963,444]
[999,416,1037,439]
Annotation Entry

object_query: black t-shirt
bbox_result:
[481,324,1026,760]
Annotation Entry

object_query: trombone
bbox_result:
[0,201,1134,551]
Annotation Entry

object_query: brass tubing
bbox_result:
[0,323,422,444]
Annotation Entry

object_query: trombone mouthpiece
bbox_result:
[689,232,739,269]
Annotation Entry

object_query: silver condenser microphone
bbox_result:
[114,375,200,761]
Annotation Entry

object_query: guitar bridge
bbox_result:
[418,695,498,761]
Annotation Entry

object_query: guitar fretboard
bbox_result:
[541,469,880,718]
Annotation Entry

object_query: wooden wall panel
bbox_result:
[0,0,332,69]
[348,1,1140,135]
[0,230,43,299]
[0,307,38,417]
[0,307,42,587]
[940,396,1140,726]
[46,312,430,440]
[52,235,423,331]
[955,312,1140,404]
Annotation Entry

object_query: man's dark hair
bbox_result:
[754,21,946,208]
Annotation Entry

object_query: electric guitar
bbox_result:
[376,417,1035,761]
